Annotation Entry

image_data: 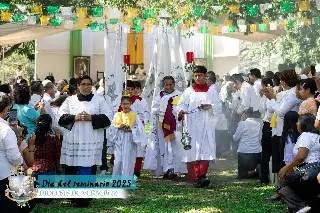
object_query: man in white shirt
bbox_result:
[135,64,147,87]
[249,68,262,101]
[231,74,259,117]
[0,92,23,213]
[42,80,55,103]
[54,80,67,100]
[29,82,44,106]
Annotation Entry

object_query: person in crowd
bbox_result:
[263,69,302,200]
[33,114,61,178]
[300,66,313,79]
[17,79,28,86]
[29,82,44,106]
[280,111,299,166]
[259,78,274,185]
[45,75,55,86]
[135,63,147,87]
[54,80,67,100]
[206,71,220,93]
[0,92,23,213]
[50,96,68,135]
[231,73,259,119]
[278,114,320,213]
[58,75,112,207]
[298,78,318,116]
[107,96,146,176]
[248,68,262,102]
[273,72,282,93]
[177,66,216,187]
[265,71,274,80]
[144,76,186,178]
[42,80,55,103]
[207,72,225,156]
[219,75,233,104]
[0,84,11,95]
[233,107,262,179]
[134,81,150,124]
[13,85,44,140]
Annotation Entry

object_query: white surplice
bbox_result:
[107,112,147,175]
[144,90,187,174]
[110,96,147,158]
[58,95,113,167]
[176,87,216,163]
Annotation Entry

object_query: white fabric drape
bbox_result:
[143,29,158,72]
[82,29,94,74]
[181,33,205,58]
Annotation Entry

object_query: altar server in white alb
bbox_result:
[107,96,147,176]
[177,66,217,188]
[144,76,187,178]
[58,75,112,175]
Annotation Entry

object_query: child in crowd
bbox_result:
[281,111,299,166]
[32,114,61,177]
[233,108,262,179]
[107,96,147,176]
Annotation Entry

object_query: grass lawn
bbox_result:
[33,157,287,213]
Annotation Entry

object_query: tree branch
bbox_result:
[0,43,22,61]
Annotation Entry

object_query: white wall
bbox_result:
[35,31,240,82]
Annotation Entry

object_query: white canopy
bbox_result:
[0,23,285,45]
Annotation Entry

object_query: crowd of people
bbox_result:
[0,65,319,213]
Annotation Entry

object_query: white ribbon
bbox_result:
[238,25,247,33]
[260,3,272,14]
[16,4,27,13]
[60,7,73,16]
[269,22,277,31]
[64,20,74,29]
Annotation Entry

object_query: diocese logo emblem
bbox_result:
[5,166,37,207]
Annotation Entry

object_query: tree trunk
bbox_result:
[0,43,22,60]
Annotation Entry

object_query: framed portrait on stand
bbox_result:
[74,56,90,78]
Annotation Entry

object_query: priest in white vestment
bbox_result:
[144,76,187,178]
[107,96,147,176]
[58,75,112,173]
[176,66,216,187]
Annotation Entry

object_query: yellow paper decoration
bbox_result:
[77,18,87,28]
[146,18,155,25]
[146,25,154,34]
[304,19,312,26]
[127,8,138,18]
[184,20,194,28]
[279,21,287,29]
[1,12,11,22]
[210,25,221,35]
[299,0,310,12]
[224,19,233,26]
[31,5,43,15]
[263,18,271,24]
[229,5,240,14]
[250,24,257,32]
[179,6,190,15]
[40,16,50,25]
[76,8,87,18]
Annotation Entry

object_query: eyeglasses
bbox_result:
[80,83,92,87]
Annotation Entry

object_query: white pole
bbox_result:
[1,46,4,83]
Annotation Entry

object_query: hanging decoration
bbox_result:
[279,20,287,29]
[127,8,138,18]
[250,24,257,32]
[146,24,154,34]
[287,19,296,29]
[211,19,218,26]
[212,6,223,12]
[76,8,87,18]
[258,23,267,32]
[91,7,103,17]
[228,25,236,33]
[12,13,25,23]
[186,52,194,63]
[132,18,141,27]
[134,25,143,33]
[146,18,155,25]
[229,5,240,14]
[192,6,203,17]
[239,25,247,33]
[60,7,73,16]
[260,3,272,14]
[40,15,50,25]
[64,20,73,29]
[200,26,208,34]
[1,11,11,21]
[224,19,233,26]
[27,16,36,25]
[46,6,59,15]
[312,17,320,25]
[50,16,63,27]
[316,0,320,10]
[31,5,43,14]
[110,18,118,24]
[304,19,311,26]
[0,3,9,11]
[142,8,154,19]
[270,21,277,30]
[237,19,245,26]
[299,0,310,12]
[178,6,190,15]
[281,1,294,14]
[246,4,259,16]
[89,22,105,31]
[16,4,27,13]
